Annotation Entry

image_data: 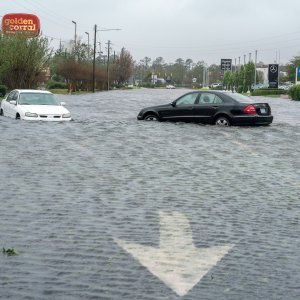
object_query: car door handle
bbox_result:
[212,106,219,109]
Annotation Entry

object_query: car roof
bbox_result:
[14,89,53,94]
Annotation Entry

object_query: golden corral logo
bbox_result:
[1,13,40,37]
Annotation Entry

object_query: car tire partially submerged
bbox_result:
[144,114,159,121]
[215,116,231,126]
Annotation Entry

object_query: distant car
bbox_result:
[166,85,175,89]
[210,83,223,89]
[251,83,269,90]
[0,89,71,121]
[137,91,273,126]
[279,83,294,90]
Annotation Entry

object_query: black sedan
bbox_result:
[137,91,273,126]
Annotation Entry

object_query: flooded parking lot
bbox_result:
[0,89,299,299]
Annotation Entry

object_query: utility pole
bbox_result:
[254,50,257,86]
[243,54,246,65]
[249,52,252,62]
[202,66,206,88]
[92,24,97,93]
[106,40,111,91]
[207,67,209,87]
[92,26,121,93]
[278,50,281,85]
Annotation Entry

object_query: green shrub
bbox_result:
[46,80,67,90]
[251,88,287,96]
[288,84,300,101]
[0,85,8,97]
[141,82,156,88]
[237,86,243,93]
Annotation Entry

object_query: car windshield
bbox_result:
[19,93,60,106]
[225,92,254,103]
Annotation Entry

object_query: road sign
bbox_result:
[296,66,300,84]
[268,64,279,88]
[221,59,232,71]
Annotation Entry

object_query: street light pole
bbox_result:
[106,40,111,91]
[72,20,77,48]
[85,31,90,59]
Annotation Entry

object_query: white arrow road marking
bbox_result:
[115,211,234,297]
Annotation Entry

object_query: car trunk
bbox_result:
[252,103,271,115]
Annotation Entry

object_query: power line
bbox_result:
[10,0,74,30]
[26,0,74,24]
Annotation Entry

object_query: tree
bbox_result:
[152,57,165,77]
[208,64,221,84]
[286,56,300,82]
[0,35,51,89]
[113,48,134,86]
[171,58,185,86]
[244,62,255,91]
[223,71,231,90]
[185,58,193,70]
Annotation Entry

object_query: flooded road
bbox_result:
[0,89,299,299]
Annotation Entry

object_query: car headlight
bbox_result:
[62,113,71,118]
[25,112,38,117]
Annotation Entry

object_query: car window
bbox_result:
[176,93,198,106]
[12,91,19,101]
[7,91,16,101]
[199,93,223,104]
[19,93,60,105]
[212,95,223,104]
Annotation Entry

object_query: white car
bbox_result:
[210,83,223,88]
[166,84,175,89]
[0,89,71,121]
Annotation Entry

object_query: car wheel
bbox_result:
[144,114,158,121]
[215,116,231,126]
[0,109,3,116]
[16,113,20,120]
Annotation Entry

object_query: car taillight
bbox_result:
[243,105,256,114]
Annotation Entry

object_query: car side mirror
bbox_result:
[61,102,66,106]
[171,101,176,107]
[9,100,17,105]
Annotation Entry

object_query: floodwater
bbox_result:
[0,89,299,299]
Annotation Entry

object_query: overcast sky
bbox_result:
[1,0,300,65]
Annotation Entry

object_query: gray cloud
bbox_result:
[1,0,300,64]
